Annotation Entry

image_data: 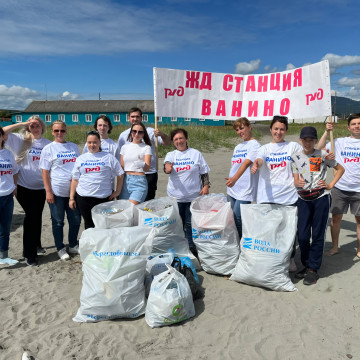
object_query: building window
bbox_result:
[171,117,177,122]
[199,118,205,122]
[184,117,191,122]
[85,114,92,123]
[16,115,22,123]
[45,114,51,123]
[142,114,148,122]
[113,114,120,122]
[126,115,130,122]
[72,114,79,123]
[157,116,162,122]
[58,114,65,122]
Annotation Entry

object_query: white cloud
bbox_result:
[321,53,360,74]
[286,63,296,70]
[337,77,360,87]
[0,85,41,109]
[235,59,261,74]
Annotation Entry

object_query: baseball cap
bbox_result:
[300,126,317,139]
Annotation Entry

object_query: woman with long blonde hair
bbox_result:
[4,116,51,266]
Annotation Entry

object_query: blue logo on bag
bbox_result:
[192,228,198,239]
[243,238,252,249]
[242,237,280,254]
[144,218,153,226]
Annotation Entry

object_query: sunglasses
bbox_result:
[131,130,144,135]
[53,129,66,133]
[29,124,41,129]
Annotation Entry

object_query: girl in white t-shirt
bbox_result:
[225,118,261,239]
[119,123,152,204]
[70,131,124,229]
[0,126,19,262]
[251,115,302,272]
[4,116,51,266]
[40,120,81,261]
[164,128,210,255]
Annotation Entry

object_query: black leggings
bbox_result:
[16,185,46,260]
[75,193,110,229]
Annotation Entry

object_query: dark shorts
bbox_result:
[330,187,360,216]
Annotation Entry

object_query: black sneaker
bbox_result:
[295,267,308,279]
[25,258,38,267]
[37,247,46,255]
[303,269,319,285]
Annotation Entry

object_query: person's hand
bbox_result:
[69,199,76,210]
[318,179,331,190]
[109,191,120,201]
[325,151,335,160]
[295,174,306,188]
[250,159,259,174]
[154,129,161,137]
[225,176,237,187]
[46,191,55,204]
[200,185,209,196]
[12,188,17,197]
[326,122,334,132]
[164,162,173,174]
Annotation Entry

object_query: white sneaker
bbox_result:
[68,245,79,255]
[289,258,297,272]
[58,248,70,261]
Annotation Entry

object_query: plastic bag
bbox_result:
[145,265,195,328]
[190,194,240,275]
[73,226,157,322]
[136,197,200,269]
[230,204,297,292]
[91,200,134,229]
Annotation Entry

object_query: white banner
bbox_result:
[153,61,331,121]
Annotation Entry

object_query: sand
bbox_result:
[1,134,360,360]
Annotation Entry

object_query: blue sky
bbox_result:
[1,0,360,109]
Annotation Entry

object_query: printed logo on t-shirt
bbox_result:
[341,146,360,163]
[173,157,194,173]
[309,157,321,172]
[232,149,247,165]
[266,152,291,171]
[29,147,43,161]
[0,160,13,176]
[0,169,12,176]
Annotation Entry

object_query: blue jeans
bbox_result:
[228,195,251,239]
[0,194,14,254]
[177,202,194,248]
[49,195,81,251]
[297,195,330,271]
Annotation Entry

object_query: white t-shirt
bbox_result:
[72,152,124,198]
[227,139,261,201]
[118,127,163,174]
[5,133,51,190]
[256,141,302,205]
[0,148,19,196]
[83,138,120,160]
[164,147,210,203]
[326,137,360,192]
[39,141,80,197]
[120,143,152,172]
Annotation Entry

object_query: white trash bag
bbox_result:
[73,226,157,322]
[190,194,240,275]
[230,204,297,292]
[91,200,134,229]
[145,265,195,328]
[136,197,200,269]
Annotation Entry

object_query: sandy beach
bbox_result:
[1,133,360,360]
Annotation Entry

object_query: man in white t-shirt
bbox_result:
[117,107,171,200]
[318,113,360,258]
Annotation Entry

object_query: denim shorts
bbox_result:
[119,174,148,203]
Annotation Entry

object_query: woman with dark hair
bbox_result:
[70,131,124,229]
[164,128,210,255]
[119,122,152,204]
[0,126,19,262]
[83,115,119,159]
[225,117,261,239]
[251,115,302,272]
[3,116,51,266]
[40,120,81,260]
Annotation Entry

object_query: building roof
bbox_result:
[24,100,155,113]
